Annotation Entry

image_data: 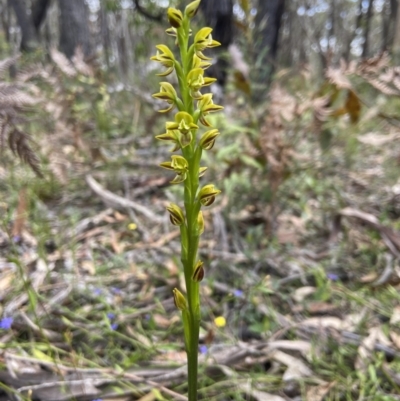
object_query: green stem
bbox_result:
[183,149,200,400]
[176,14,207,401]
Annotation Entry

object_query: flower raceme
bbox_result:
[151,2,223,399]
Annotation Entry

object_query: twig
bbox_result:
[85,174,164,224]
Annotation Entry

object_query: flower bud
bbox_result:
[199,184,221,206]
[198,167,207,177]
[166,203,185,226]
[167,8,183,28]
[173,288,187,311]
[192,260,204,282]
[185,0,201,18]
[197,211,204,234]
[199,129,220,150]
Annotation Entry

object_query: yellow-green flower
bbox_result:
[160,155,189,184]
[192,54,212,70]
[167,203,185,226]
[199,184,221,206]
[185,0,201,19]
[187,68,216,99]
[197,210,204,234]
[166,111,199,134]
[192,260,204,282]
[152,82,179,112]
[150,45,176,76]
[199,129,220,150]
[167,8,183,28]
[155,130,180,152]
[173,288,187,311]
[197,94,224,126]
[194,27,221,60]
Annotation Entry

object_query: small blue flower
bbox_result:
[327,273,339,281]
[233,289,244,298]
[110,323,118,331]
[13,235,21,243]
[92,399,102,401]
[93,288,102,296]
[199,345,208,354]
[0,317,13,330]
[110,287,122,294]
[107,312,115,320]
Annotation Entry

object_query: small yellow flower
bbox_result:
[128,223,137,230]
[214,316,226,328]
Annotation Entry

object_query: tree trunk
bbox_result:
[328,0,335,54]
[8,0,39,51]
[390,0,399,49]
[99,3,111,70]
[254,0,285,98]
[200,0,234,88]
[362,0,374,58]
[32,0,51,31]
[393,0,400,61]
[58,0,92,59]
[382,0,390,51]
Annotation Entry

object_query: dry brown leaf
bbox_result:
[50,48,77,77]
[326,67,352,89]
[153,313,175,329]
[109,231,123,254]
[302,312,365,332]
[238,383,286,401]
[390,306,400,325]
[307,302,340,315]
[155,351,187,362]
[268,340,312,357]
[270,350,314,381]
[306,381,336,401]
[357,132,400,146]
[301,316,344,330]
[0,271,14,293]
[389,331,400,349]
[80,260,96,276]
[355,327,383,371]
[11,187,28,239]
[360,272,378,283]
[276,214,305,245]
[293,286,316,303]
[345,90,361,123]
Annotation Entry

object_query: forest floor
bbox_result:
[1,53,400,401]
